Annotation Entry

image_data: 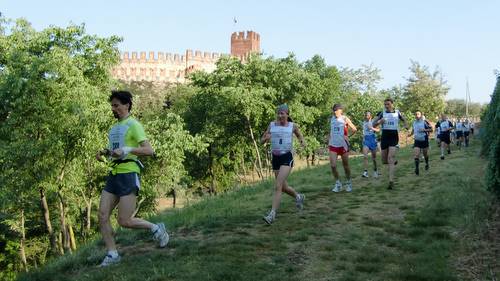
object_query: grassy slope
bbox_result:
[20,142,495,281]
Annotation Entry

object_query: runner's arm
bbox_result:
[293,124,306,148]
[261,125,271,144]
[372,112,384,128]
[399,112,410,130]
[408,127,414,137]
[111,140,154,158]
[345,117,357,137]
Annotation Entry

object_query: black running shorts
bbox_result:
[104,172,140,197]
[414,139,429,149]
[439,133,451,145]
[271,151,294,171]
[381,130,399,150]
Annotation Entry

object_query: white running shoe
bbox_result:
[332,180,343,193]
[99,254,121,267]
[373,171,379,178]
[296,194,305,210]
[345,180,353,192]
[362,171,369,178]
[153,223,169,248]
[263,211,275,225]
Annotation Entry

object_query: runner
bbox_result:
[463,119,471,147]
[361,111,380,178]
[261,104,306,225]
[95,91,169,267]
[435,114,454,160]
[329,104,358,193]
[455,118,464,149]
[408,111,433,175]
[372,98,409,190]
[435,122,441,146]
[470,120,475,136]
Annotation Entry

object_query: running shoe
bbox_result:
[263,211,275,225]
[415,167,419,176]
[362,171,369,178]
[373,171,379,178]
[388,181,394,190]
[440,155,445,160]
[332,180,343,193]
[425,164,429,171]
[345,180,353,192]
[99,254,121,267]
[296,194,305,210]
[153,223,169,248]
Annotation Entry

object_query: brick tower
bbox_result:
[230,31,261,60]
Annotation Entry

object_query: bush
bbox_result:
[481,74,500,197]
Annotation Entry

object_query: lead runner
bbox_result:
[95,90,169,267]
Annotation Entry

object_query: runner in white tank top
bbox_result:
[261,104,306,225]
[372,98,409,190]
[328,104,357,193]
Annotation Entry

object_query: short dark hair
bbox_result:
[109,90,133,112]
[384,97,394,104]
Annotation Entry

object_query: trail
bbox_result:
[21,143,498,281]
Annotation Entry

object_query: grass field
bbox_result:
[20,142,498,281]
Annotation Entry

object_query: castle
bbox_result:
[112,31,261,83]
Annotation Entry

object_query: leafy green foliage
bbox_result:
[400,60,449,121]
[481,75,500,197]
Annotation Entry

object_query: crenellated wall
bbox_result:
[112,50,224,83]
[112,31,261,84]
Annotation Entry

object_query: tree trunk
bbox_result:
[68,224,77,251]
[312,152,316,166]
[172,189,177,208]
[85,200,92,234]
[241,156,248,183]
[39,188,57,253]
[208,146,216,195]
[246,116,264,179]
[19,209,28,272]
[57,192,71,254]
[57,232,64,255]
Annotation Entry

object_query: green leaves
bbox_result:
[400,60,449,120]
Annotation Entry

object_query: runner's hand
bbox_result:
[111,148,124,158]
[96,152,104,162]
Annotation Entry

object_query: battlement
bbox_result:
[231,30,260,41]
[231,30,261,58]
[112,30,260,84]
[121,50,222,64]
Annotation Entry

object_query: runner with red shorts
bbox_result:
[328,104,358,193]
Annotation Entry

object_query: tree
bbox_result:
[400,60,449,120]
[445,98,484,119]
[0,17,120,274]
[481,74,500,197]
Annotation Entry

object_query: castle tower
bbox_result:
[230,31,261,59]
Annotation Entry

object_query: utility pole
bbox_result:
[465,77,470,118]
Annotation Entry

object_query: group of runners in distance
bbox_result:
[96,91,475,267]
[261,98,474,225]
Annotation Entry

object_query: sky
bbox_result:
[1,0,498,103]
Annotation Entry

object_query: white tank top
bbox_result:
[413,120,427,141]
[270,121,294,155]
[456,122,463,132]
[329,116,347,147]
[108,119,134,159]
[463,123,470,131]
[382,110,400,131]
[363,121,375,137]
